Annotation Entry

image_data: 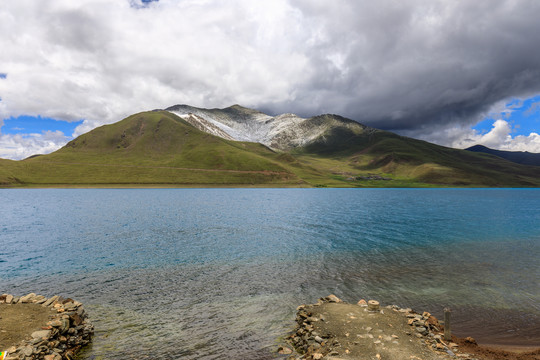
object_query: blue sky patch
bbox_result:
[130,0,158,9]
[474,95,540,136]
[0,73,7,79]
[1,115,83,136]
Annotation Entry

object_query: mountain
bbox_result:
[0,111,301,187]
[166,104,374,151]
[466,144,540,166]
[1,106,540,187]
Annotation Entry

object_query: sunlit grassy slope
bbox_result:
[292,126,540,186]
[0,111,302,186]
[1,110,539,187]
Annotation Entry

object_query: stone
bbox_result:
[313,353,324,360]
[49,319,63,327]
[21,346,34,356]
[43,296,59,307]
[314,336,323,343]
[20,293,36,303]
[367,300,380,311]
[6,294,13,304]
[325,294,342,303]
[70,313,83,326]
[60,318,70,334]
[277,346,292,355]
[416,326,429,336]
[33,295,46,303]
[465,337,477,345]
[357,299,367,306]
[31,330,52,340]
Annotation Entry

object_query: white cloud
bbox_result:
[0,0,310,126]
[0,131,70,160]
[2,0,540,158]
[419,119,540,153]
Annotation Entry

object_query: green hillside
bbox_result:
[0,110,539,187]
[0,111,302,187]
[291,126,540,187]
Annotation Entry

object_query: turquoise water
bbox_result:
[1,189,539,358]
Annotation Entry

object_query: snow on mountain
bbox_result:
[166,104,368,151]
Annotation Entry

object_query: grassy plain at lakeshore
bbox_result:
[1,110,540,188]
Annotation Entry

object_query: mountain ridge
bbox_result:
[1,105,540,187]
[466,144,540,166]
[166,104,374,151]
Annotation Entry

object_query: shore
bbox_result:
[280,295,540,360]
[0,293,93,360]
[2,293,539,359]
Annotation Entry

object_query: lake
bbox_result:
[1,188,539,359]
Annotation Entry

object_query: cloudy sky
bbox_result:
[1,0,540,159]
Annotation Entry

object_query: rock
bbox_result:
[314,335,324,344]
[21,345,34,356]
[277,346,293,355]
[325,294,342,303]
[5,294,13,304]
[465,337,477,345]
[313,353,324,360]
[357,299,367,306]
[33,295,46,303]
[32,330,52,340]
[49,319,63,327]
[42,295,59,307]
[416,326,429,336]
[70,313,83,326]
[60,317,70,334]
[20,293,36,303]
[367,300,380,311]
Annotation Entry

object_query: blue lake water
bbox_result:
[1,188,539,359]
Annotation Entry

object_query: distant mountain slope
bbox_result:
[1,106,540,187]
[466,144,540,166]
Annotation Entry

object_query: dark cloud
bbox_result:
[265,0,540,134]
[2,0,540,158]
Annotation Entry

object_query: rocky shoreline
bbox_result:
[0,293,93,360]
[279,295,540,360]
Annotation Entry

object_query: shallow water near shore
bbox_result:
[1,188,539,358]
